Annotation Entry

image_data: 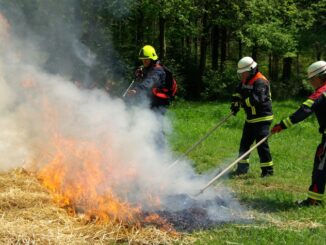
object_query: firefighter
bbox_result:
[272,60,326,206]
[127,45,171,113]
[127,45,173,148]
[231,56,274,177]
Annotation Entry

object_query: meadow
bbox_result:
[168,100,326,245]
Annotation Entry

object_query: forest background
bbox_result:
[5,0,325,101]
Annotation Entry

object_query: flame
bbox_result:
[33,95,171,229]
[0,10,176,232]
[21,78,37,89]
[37,132,142,224]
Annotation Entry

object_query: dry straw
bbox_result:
[0,168,194,244]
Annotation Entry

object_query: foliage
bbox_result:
[2,0,324,100]
[201,67,238,100]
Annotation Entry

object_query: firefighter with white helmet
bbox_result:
[231,56,274,177]
[272,60,326,206]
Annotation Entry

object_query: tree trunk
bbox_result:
[315,42,322,60]
[159,16,166,60]
[238,38,243,60]
[196,6,209,98]
[270,54,279,81]
[268,54,272,78]
[186,36,192,55]
[211,25,219,70]
[136,0,144,47]
[252,44,258,61]
[296,53,300,78]
[282,57,292,81]
[220,26,227,71]
[194,37,198,64]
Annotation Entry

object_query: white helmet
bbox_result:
[307,61,326,79]
[237,56,257,73]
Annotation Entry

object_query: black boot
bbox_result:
[296,198,323,207]
[234,163,249,176]
[261,166,273,177]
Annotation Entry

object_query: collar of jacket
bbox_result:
[242,72,268,85]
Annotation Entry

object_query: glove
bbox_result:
[135,67,143,79]
[271,123,283,133]
[230,101,240,115]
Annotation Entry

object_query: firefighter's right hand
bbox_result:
[135,67,143,79]
[271,124,283,133]
[230,102,240,115]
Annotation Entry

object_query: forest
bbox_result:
[3,0,326,100]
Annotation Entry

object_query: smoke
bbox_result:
[0,2,244,226]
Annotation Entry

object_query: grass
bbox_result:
[167,100,326,245]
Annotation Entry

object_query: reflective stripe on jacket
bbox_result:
[233,72,273,123]
[281,83,326,134]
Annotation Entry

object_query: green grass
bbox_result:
[167,100,326,245]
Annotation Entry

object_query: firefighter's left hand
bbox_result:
[127,89,137,96]
[271,124,283,133]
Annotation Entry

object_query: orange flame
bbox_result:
[34,95,173,230]
[38,132,142,224]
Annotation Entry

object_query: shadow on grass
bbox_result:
[240,196,298,213]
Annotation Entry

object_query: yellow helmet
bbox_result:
[139,45,158,61]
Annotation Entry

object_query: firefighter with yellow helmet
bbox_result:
[127,45,177,148]
[127,45,176,111]
[231,56,274,177]
[272,61,326,206]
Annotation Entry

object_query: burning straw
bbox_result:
[0,168,193,244]
[0,7,246,243]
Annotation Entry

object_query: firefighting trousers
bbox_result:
[308,134,326,200]
[151,105,168,149]
[238,121,273,167]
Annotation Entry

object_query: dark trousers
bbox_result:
[309,135,326,198]
[239,121,273,167]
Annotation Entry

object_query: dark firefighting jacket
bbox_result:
[280,83,326,134]
[232,72,273,123]
[133,61,170,108]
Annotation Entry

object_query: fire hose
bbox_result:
[195,133,274,196]
[167,112,234,170]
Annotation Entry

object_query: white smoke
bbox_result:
[0,2,244,225]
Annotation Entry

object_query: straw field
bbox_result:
[0,168,190,244]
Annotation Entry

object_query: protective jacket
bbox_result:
[232,72,273,123]
[278,83,326,201]
[133,61,170,109]
[280,83,326,134]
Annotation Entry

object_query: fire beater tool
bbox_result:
[195,133,274,196]
[122,80,136,98]
[167,112,234,170]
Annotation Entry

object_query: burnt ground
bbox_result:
[142,194,250,232]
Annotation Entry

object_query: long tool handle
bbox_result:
[196,133,273,196]
[122,80,135,98]
[167,112,234,170]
